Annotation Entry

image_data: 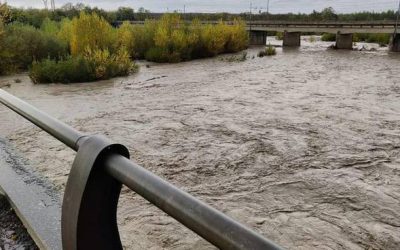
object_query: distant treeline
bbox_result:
[6,4,399,28]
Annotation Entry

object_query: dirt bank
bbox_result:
[1,40,399,249]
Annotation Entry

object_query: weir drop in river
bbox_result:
[0,37,400,249]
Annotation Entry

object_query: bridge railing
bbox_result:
[121,20,398,26]
[0,89,281,250]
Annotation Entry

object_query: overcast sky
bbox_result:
[5,0,400,13]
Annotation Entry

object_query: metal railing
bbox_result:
[0,89,282,250]
[120,20,399,26]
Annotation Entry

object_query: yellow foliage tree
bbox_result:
[58,18,73,46]
[116,21,136,58]
[0,3,11,38]
[70,12,116,56]
[202,21,227,56]
[224,19,248,52]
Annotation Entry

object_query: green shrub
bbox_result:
[29,48,136,84]
[30,56,93,83]
[131,20,157,59]
[83,48,136,79]
[0,23,67,74]
[354,33,390,45]
[145,47,172,62]
[258,44,276,57]
[276,32,284,40]
[321,33,336,41]
[41,17,60,35]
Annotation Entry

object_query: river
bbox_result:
[1,37,400,249]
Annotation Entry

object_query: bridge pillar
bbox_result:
[390,34,400,52]
[283,31,301,47]
[249,31,267,45]
[335,32,353,50]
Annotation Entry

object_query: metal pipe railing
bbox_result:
[0,90,83,151]
[0,89,282,250]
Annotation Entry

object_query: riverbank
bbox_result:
[1,41,400,249]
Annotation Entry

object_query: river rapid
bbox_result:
[1,37,400,249]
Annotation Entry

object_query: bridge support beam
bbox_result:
[390,34,400,52]
[283,31,301,47]
[249,31,267,45]
[335,32,353,50]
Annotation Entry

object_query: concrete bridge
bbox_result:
[123,20,400,51]
[246,21,400,51]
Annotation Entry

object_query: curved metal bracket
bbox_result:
[62,135,130,250]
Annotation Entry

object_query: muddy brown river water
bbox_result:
[1,37,400,249]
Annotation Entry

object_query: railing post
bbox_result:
[62,135,130,250]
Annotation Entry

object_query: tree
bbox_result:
[136,7,150,20]
[321,7,338,21]
[70,12,115,56]
[0,3,10,39]
[116,7,135,21]
[0,3,11,24]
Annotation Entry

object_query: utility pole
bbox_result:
[395,0,400,35]
[50,0,55,11]
[267,0,270,19]
[42,0,48,10]
[249,2,252,31]
[184,5,186,14]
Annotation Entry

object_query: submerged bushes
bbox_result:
[30,56,93,83]
[125,14,249,63]
[353,33,390,45]
[29,12,136,83]
[322,32,391,45]
[321,33,336,42]
[258,44,276,57]
[2,10,248,83]
[276,32,284,40]
[30,48,136,84]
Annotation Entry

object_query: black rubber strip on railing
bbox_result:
[0,89,282,250]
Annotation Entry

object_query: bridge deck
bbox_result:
[247,22,398,34]
[0,139,61,250]
[124,20,399,34]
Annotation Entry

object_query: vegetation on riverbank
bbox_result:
[322,32,391,45]
[276,32,284,40]
[124,15,248,63]
[0,4,248,83]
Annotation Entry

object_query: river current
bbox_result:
[1,37,400,249]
